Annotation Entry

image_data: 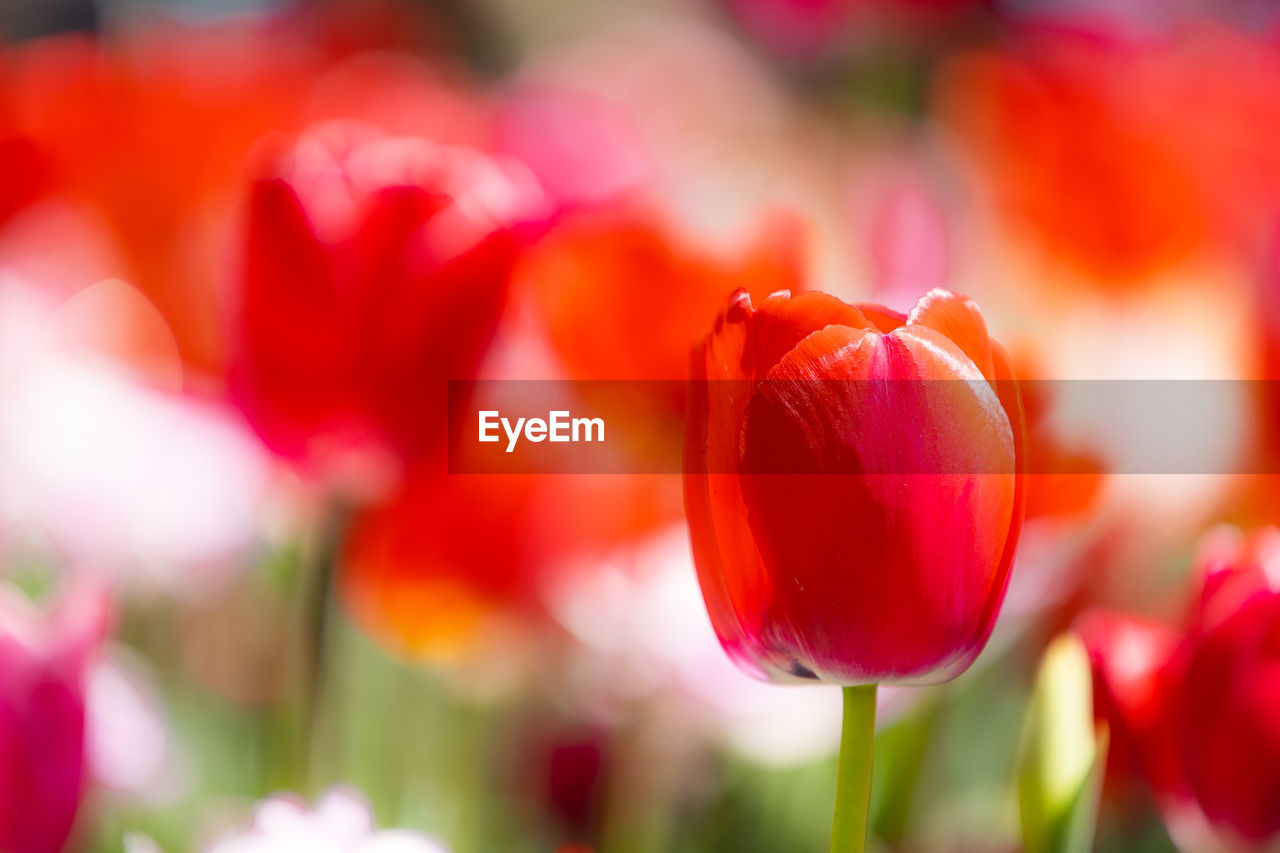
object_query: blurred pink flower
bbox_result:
[495,85,653,209]
[865,182,950,312]
[0,582,107,853]
[86,650,172,799]
[506,19,790,247]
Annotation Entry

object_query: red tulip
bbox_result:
[1169,527,1280,845]
[1176,589,1280,845]
[0,584,106,853]
[230,122,545,477]
[684,287,1025,685]
[509,721,608,844]
[1077,527,1280,845]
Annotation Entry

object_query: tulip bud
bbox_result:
[1018,634,1108,853]
[684,287,1025,686]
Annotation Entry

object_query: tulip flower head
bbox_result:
[685,287,1025,686]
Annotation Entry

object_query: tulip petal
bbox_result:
[854,303,908,334]
[908,288,996,379]
[742,290,876,380]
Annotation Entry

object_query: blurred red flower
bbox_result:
[720,0,857,60]
[2,26,313,373]
[339,210,804,660]
[1075,609,1181,801]
[1176,590,1280,844]
[936,34,1205,285]
[1,11,497,379]
[339,467,548,662]
[524,209,804,386]
[685,287,1025,684]
[230,122,545,483]
[938,26,1280,287]
[1173,527,1280,845]
[1078,526,1280,845]
[0,584,106,853]
[508,721,608,844]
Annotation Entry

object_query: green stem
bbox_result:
[831,684,878,853]
[297,503,346,792]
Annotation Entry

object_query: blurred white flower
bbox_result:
[549,525,854,766]
[205,789,450,853]
[126,789,450,853]
[0,274,272,595]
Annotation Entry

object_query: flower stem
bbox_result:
[831,684,878,853]
[297,502,346,792]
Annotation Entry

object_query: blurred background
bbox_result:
[4,0,1280,851]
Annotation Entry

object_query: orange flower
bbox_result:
[937,31,1207,284]
[339,468,547,662]
[4,26,312,372]
[522,208,805,384]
